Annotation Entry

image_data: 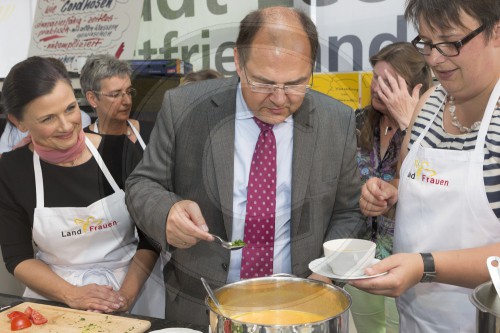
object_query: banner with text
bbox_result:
[134,0,417,74]
[29,0,144,71]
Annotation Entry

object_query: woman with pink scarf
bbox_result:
[0,56,157,315]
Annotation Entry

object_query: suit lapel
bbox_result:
[291,94,316,236]
[205,77,239,239]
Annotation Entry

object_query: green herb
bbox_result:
[81,323,97,333]
[231,239,246,247]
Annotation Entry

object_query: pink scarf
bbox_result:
[15,130,87,164]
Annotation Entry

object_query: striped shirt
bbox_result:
[408,85,500,219]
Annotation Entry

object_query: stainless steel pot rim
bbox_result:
[205,275,352,325]
[470,281,500,316]
[213,275,350,290]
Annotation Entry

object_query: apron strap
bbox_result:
[84,136,121,193]
[95,119,146,151]
[475,78,500,154]
[127,119,146,150]
[34,136,121,208]
[33,152,44,208]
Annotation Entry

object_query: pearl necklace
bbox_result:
[448,96,481,133]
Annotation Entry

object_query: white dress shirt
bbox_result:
[227,83,293,283]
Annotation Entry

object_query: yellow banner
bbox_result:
[312,72,373,110]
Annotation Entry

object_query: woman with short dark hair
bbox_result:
[354,0,500,331]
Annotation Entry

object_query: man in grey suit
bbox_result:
[126,6,364,324]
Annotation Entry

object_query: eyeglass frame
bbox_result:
[241,65,313,96]
[93,87,137,99]
[411,25,485,57]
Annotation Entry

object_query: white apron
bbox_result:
[24,137,158,317]
[94,120,167,318]
[394,80,500,333]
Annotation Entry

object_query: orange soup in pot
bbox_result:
[232,309,325,325]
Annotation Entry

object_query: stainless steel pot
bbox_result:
[206,275,351,333]
[470,281,500,333]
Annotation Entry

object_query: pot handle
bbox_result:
[486,256,500,298]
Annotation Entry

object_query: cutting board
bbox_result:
[0,302,151,333]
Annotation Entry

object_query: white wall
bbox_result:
[0,0,37,78]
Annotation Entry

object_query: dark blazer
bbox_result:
[125,76,365,324]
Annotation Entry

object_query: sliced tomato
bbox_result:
[10,314,31,331]
[6,311,24,320]
[23,307,32,319]
[30,309,47,325]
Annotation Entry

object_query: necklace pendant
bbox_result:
[448,96,481,133]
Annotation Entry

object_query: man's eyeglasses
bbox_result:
[93,87,137,99]
[242,67,312,96]
[411,25,485,57]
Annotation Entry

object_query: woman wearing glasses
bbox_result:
[352,0,500,332]
[80,54,165,318]
[80,54,153,151]
[0,57,157,315]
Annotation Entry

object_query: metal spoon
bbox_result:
[210,233,245,250]
[201,277,228,317]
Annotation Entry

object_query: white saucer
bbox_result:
[149,329,202,333]
[308,257,388,280]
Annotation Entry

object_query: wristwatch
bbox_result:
[420,252,437,282]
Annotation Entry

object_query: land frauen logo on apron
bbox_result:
[407,159,449,187]
[60,216,118,238]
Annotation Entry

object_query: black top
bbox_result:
[83,120,155,153]
[0,135,153,274]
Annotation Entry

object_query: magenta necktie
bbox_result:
[240,117,277,279]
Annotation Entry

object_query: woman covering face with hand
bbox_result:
[353,0,500,332]
[0,57,157,315]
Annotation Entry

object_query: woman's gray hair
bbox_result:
[79,54,132,95]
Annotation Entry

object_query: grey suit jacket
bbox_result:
[125,76,365,324]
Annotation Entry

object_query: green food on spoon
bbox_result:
[231,239,246,247]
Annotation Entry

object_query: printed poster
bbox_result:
[312,72,373,110]
[28,0,144,71]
